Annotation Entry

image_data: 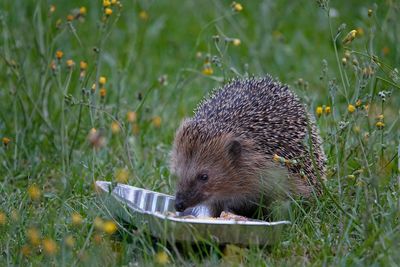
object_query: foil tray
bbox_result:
[96,181,290,245]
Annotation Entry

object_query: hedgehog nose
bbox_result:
[175,195,186,212]
[175,201,185,212]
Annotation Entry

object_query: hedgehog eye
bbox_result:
[197,173,208,181]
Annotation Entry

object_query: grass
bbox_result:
[0,0,399,266]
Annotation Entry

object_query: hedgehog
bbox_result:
[170,76,326,219]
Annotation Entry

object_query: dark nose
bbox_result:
[174,195,186,212]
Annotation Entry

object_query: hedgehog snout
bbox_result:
[174,192,186,212]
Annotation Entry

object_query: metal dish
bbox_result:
[96,181,290,245]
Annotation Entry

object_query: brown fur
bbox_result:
[170,77,326,219]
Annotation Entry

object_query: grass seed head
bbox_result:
[342,30,357,45]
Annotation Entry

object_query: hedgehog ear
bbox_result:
[227,139,242,161]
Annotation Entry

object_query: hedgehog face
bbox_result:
[172,137,243,212]
[171,121,254,212]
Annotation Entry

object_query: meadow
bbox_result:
[0,0,399,266]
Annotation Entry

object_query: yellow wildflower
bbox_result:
[28,184,41,201]
[324,106,331,115]
[342,30,357,45]
[79,6,87,15]
[99,76,107,85]
[232,38,241,46]
[49,5,56,13]
[2,137,10,146]
[64,235,75,248]
[66,14,74,22]
[111,121,121,134]
[139,10,149,21]
[347,104,356,113]
[0,212,6,226]
[382,46,390,56]
[316,106,323,116]
[43,238,58,255]
[273,154,280,162]
[103,0,111,7]
[155,251,170,265]
[152,116,162,128]
[103,220,117,234]
[27,228,41,246]
[80,61,88,70]
[21,245,31,257]
[126,111,137,123]
[91,83,96,92]
[356,27,364,36]
[376,121,384,129]
[104,8,113,16]
[376,114,384,120]
[56,50,63,59]
[111,0,117,4]
[202,66,213,75]
[232,2,243,12]
[115,168,129,183]
[355,99,362,107]
[100,88,107,98]
[223,244,245,263]
[71,212,83,226]
[132,123,140,135]
[66,59,75,68]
